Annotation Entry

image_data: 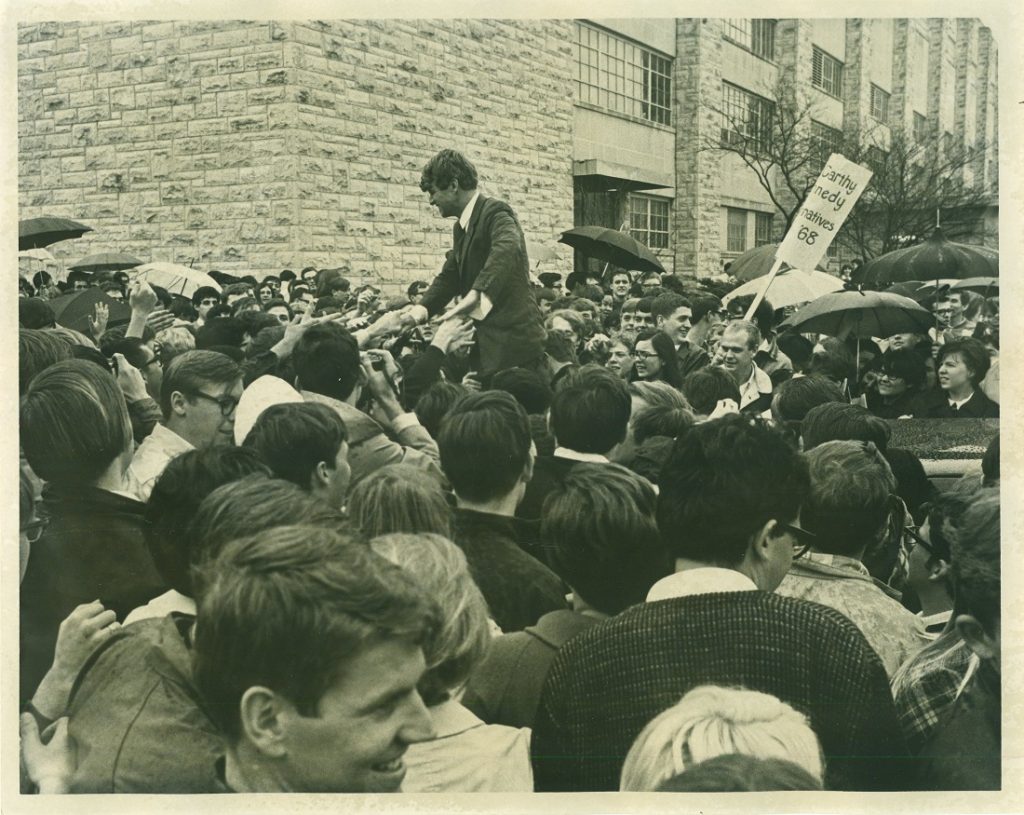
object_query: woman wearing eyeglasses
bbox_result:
[866,348,930,419]
[632,329,684,391]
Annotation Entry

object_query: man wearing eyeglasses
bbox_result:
[128,351,243,501]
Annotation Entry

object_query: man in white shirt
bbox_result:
[128,350,243,501]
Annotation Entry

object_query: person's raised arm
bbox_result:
[125,282,158,339]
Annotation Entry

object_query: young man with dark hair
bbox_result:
[220,282,253,308]
[192,286,221,327]
[128,350,243,500]
[438,391,567,633]
[800,401,891,452]
[531,414,910,792]
[608,271,632,304]
[397,148,546,377]
[242,402,351,509]
[102,336,164,401]
[516,365,632,523]
[686,294,725,353]
[463,463,670,729]
[651,292,709,378]
[293,321,441,488]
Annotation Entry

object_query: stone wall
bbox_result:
[18,20,575,287]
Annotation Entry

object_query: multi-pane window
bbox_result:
[721,82,775,152]
[913,111,927,143]
[870,84,890,122]
[812,47,844,97]
[811,120,844,163]
[867,146,889,172]
[754,212,774,246]
[630,195,671,249]
[726,208,748,253]
[574,22,672,125]
[723,18,776,60]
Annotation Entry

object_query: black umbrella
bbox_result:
[853,229,998,286]
[69,252,143,272]
[558,226,665,274]
[779,290,935,340]
[727,243,828,283]
[47,288,132,334]
[19,216,94,250]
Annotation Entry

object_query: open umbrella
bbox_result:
[557,226,665,274]
[19,216,93,250]
[722,269,843,310]
[727,244,828,283]
[853,229,998,286]
[950,277,998,297]
[47,288,132,334]
[129,262,222,298]
[70,252,143,272]
[779,290,935,340]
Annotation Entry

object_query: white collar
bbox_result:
[554,447,609,464]
[647,567,757,602]
[948,392,975,409]
[458,191,481,230]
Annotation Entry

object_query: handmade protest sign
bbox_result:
[745,153,872,320]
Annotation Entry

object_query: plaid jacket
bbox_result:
[530,591,912,791]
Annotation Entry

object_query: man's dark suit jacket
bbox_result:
[419,195,546,375]
[530,591,914,792]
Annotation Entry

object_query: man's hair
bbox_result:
[292,322,361,400]
[550,364,631,454]
[800,441,897,557]
[544,332,578,364]
[489,367,552,415]
[880,348,927,389]
[535,287,557,304]
[654,754,822,792]
[629,379,692,412]
[727,294,775,335]
[621,685,823,792]
[237,309,278,339]
[160,350,241,419]
[193,525,437,742]
[66,270,91,287]
[101,336,152,371]
[347,464,452,539]
[949,491,1000,636]
[620,297,640,314]
[680,367,741,415]
[651,292,692,321]
[370,533,489,706]
[20,359,132,485]
[242,402,348,490]
[631,404,694,446]
[801,402,891,452]
[771,375,846,423]
[690,295,721,325]
[195,317,246,350]
[146,448,272,596]
[19,298,56,329]
[776,334,814,373]
[220,282,252,302]
[155,326,196,364]
[289,284,312,300]
[937,338,992,385]
[19,329,72,395]
[192,286,221,306]
[419,148,478,192]
[188,476,346,599]
[407,280,430,297]
[546,308,585,336]
[413,380,467,440]
[438,391,532,503]
[657,415,808,564]
[722,319,761,351]
[543,463,670,614]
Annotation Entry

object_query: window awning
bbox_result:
[573,159,674,195]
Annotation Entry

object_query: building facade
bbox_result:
[18,18,997,285]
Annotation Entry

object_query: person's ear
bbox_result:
[955,613,998,661]
[238,686,289,758]
[170,390,188,417]
[311,461,331,492]
[523,440,537,484]
[750,518,779,563]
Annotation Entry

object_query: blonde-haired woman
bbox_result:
[619,685,824,791]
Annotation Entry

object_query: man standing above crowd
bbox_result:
[401,149,546,379]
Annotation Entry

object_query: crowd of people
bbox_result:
[17,149,1001,796]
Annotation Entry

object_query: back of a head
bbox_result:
[801,402,891,452]
[550,364,631,455]
[187,475,346,598]
[982,433,999,487]
[145,448,273,596]
[195,317,246,350]
[629,379,692,413]
[194,525,437,744]
[101,336,151,371]
[801,440,896,557]
[772,375,846,423]
[160,350,242,419]
[654,754,823,792]
[155,326,197,364]
[413,381,467,440]
[727,294,775,336]
[542,463,670,615]
[490,367,552,415]
[369,533,489,705]
[438,391,531,503]
[631,404,694,446]
[949,491,1000,638]
[292,322,361,400]
[619,685,824,791]
[680,367,741,415]
[242,402,347,490]
[690,295,722,325]
[348,464,452,539]
[19,329,72,395]
[20,358,132,486]
[19,298,56,330]
[776,333,814,373]
[658,415,807,565]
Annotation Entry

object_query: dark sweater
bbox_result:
[530,591,913,792]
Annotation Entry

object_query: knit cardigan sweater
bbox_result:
[530,591,912,792]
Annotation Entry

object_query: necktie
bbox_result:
[453,221,466,247]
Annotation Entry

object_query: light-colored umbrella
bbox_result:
[129,262,222,298]
[526,240,559,264]
[722,269,844,310]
